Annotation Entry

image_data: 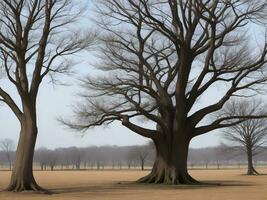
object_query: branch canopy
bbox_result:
[64,0,267,140]
[0,0,95,120]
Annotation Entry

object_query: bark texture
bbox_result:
[138,136,198,184]
[6,106,44,192]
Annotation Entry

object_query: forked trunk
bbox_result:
[6,113,44,192]
[138,137,198,184]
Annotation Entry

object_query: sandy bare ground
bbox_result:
[0,169,266,200]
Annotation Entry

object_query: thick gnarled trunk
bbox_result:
[138,136,198,184]
[6,107,43,192]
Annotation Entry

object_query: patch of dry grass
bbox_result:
[0,169,266,200]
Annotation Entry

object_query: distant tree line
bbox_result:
[1,143,266,171]
[33,145,155,171]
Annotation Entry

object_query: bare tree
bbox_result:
[212,146,225,170]
[68,147,82,170]
[223,100,267,175]
[46,150,58,171]
[35,148,57,171]
[63,0,267,184]
[0,0,94,192]
[35,148,48,171]
[127,151,135,169]
[0,138,15,170]
[132,145,149,171]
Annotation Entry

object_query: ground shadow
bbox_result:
[239,173,267,176]
[0,179,254,196]
[0,188,53,195]
[50,179,254,195]
[257,173,267,176]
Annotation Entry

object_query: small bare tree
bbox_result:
[0,0,94,192]
[35,148,57,171]
[68,147,82,170]
[46,150,58,171]
[35,148,48,171]
[223,100,267,175]
[132,145,149,171]
[0,138,15,171]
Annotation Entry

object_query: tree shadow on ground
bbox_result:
[0,179,254,196]
[50,180,253,195]
[239,173,267,176]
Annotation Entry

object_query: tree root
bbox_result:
[5,180,50,194]
[247,167,260,176]
[137,169,199,185]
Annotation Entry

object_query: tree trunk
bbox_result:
[141,160,144,171]
[6,115,43,192]
[247,148,259,175]
[216,161,220,169]
[138,137,198,184]
[76,163,80,170]
[9,161,12,171]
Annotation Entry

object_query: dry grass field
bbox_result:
[0,169,266,200]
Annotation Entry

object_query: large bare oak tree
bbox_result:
[65,0,267,184]
[0,0,93,192]
[223,100,267,175]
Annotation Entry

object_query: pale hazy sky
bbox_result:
[0,1,265,150]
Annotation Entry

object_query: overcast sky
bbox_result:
[0,1,265,150]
